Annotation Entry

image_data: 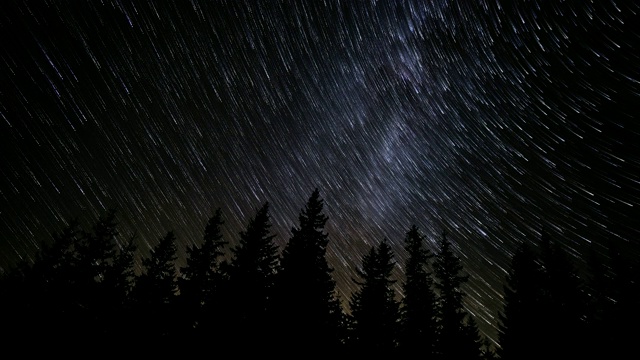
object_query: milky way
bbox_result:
[2,1,639,344]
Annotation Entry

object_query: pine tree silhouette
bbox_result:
[73,209,122,342]
[348,238,400,355]
[1,211,137,349]
[102,231,138,343]
[132,230,179,345]
[177,208,227,341]
[270,188,345,353]
[398,225,438,356]
[499,233,590,359]
[225,202,280,348]
[433,230,482,360]
[1,219,82,345]
[584,240,640,359]
[537,232,585,357]
[497,241,545,360]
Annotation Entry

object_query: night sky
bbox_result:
[2,1,639,344]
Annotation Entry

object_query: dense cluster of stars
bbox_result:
[2,1,639,344]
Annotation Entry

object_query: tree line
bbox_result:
[1,188,638,357]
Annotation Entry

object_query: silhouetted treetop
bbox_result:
[349,238,400,354]
[399,225,438,356]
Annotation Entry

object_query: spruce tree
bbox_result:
[270,188,344,353]
[101,233,138,341]
[598,241,640,358]
[177,208,227,338]
[537,233,585,357]
[497,241,545,360]
[2,219,82,343]
[137,231,179,304]
[348,238,400,355]
[2,212,136,346]
[398,225,438,356]
[132,230,179,344]
[105,234,138,306]
[74,209,122,341]
[460,315,485,359]
[480,337,498,360]
[219,202,280,348]
[76,209,119,285]
[433,230,481,360]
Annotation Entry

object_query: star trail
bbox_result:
[1,1,639,344]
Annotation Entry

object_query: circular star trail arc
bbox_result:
[1,0,639,344]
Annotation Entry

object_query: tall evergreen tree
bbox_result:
[433,230,481,360]
[104,234,138,306]
[597,240,640,358]
[136,231,179,304]
[582,238,640,359]
[73,209,122,341]
[132,230,179,344]
[537,232,585,357]
[270,188,345,353]
[348,238,400,355]
[499,233,588,359]
[398,225,438,356]
[101,232,138,341]
[2,212,136,346]
[76,209,119,285]
[225,202,280,347]
[177,208,227,337]
[497,241,545,360]
[2,219,83,343]
[480,337,498,360]
[460,315,486,359]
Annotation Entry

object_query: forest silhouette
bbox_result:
[1,188,638,357]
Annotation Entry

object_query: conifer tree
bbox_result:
[132,230,179,343]
[2,219,83,342]
[101,233,138,341]
[0,259,34,342]
[497,241,545,360]
[270,188,344,353]
[33,218,83,300]
[105,234,138,305]
[76,209,119,285]
[537,233,585,357]
[480,337,498,360]
[225,202,280,346]
[73,209,123,341]
[177,208,227,336]
[348,238,400,355]
[398,225,438,356]
[136,231,179,304]
[2,212,136,345]
[433,230,481,360]
[460,311,485,359]
[594,241,640,359]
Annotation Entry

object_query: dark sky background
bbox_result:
[1,0,639,344]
